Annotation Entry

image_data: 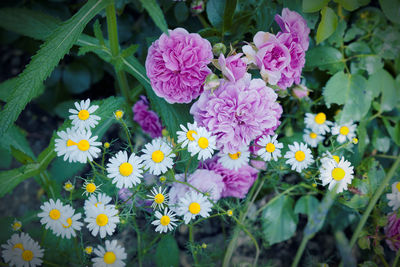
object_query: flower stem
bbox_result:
[392,247,400,267]
[291,235,311,267]
[105,2,131,105]
[189,224,199,266]
[349,155,400,248]
[131,216,142,267]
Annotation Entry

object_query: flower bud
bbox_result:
[114,110,124,120]
[212,43,227,57]
[190,0,205,14]
[292,84,310,99]
[204,73,220,92]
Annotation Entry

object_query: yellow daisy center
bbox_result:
[86,183,96,193]
[62,218,73,229]
[332,167,345,181]
[294,151,305,162]
[77,139,90,151]
[186,130,197,141]
[396,183,400,192]
[85,246,93,254]
[119,162,133,176]
[160,215,171,226]
[339,126,349,135]
[309,132,317,139]
[189,202,201,214]
[314,112,326,124]
[152,150,164,163]
[266,143,275,153]
[78,109,90,120]
[114,110,124,119]
[198,137,209,149]
[13,243,24,250]
[65,183,73,190]
[22,250,33,262]
[66,139,76,147]
[332,155,340,163]
[49,209,61,220]
[12,222,21,230]
[154,193,165,204]
[96,214,108,227]
[103,251,116,264]
[228,151,241,160]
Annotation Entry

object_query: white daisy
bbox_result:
[69,99,101,131]
[2,232,44,267]
[319,157,354,193]
[82,181,101,196]
[257,135,283,162]
[106,151,144,188]
[56,204,83,239]
[331,121,357,144]
[303,129,324,148]
[92,240,127,267]
[304,112,333,135]
[68,130,102,163]
[141,138,175,175]
[188,127,216,161]
[320,151,341,166]
[284,142,314,173]
[151,208,178,233]
[218,146,250,170]
[176,122,198,148]
[63,180,75,192]
[84,193,112,211]
[37,199,68,234]
[11,219,22,231]
[176,191,212,224]
[54,127,77,162]
[147,187,169,210]
[387,182,400,211]
[84,204,119,238]
[1,232,32,266]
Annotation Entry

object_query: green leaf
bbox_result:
[0,0,109,138]
[155,235,179,267]
[305,46,345,74]
[62,62,91,94]
[382,118,400,146]
[174,2,189,23]
[0,147,12,169]
[294,195,320,218]
[262,195,298,245]
[223,0,237,32]
[93,19,105,45]
[323,71,371,123]
[334,0,360,11]
[0,125,35,159]
[327,20,347,48]
[379,0,400,24]
[206,0,225,28]
[302,0,329,13]
[316,6,338,44]
[0,78,18,102]
[366,68,397,111]
[0,8,60,40]
[138,0,168,34]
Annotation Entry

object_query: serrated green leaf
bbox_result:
[262,195,298,245]
[323,72,371,123]
[302,0,329,13]
[316,6,338,44]
[138,0,168,34]
[294,195,320,218]
[0,0,109,138]
[327,20,347,48]
[0,78,18,102]
[155,235,179,267]
[366,68,397,111]
[379,0,400,24]
[305,46,344,74]
[93,19,105,45]
[121,44,139,58]
[0,125,35,159]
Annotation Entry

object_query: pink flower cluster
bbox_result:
[191,73,282,153]
[145,28,213,104]
[132,96,163,138]
[243,8,309,89]
[385,213,400,251]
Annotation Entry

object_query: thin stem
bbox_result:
[120,120,134,153]
[255,184,300,216]
[291,235,311,267]
[378,253,390,267]
[375,154,398,160]
[105,2,131,105]
[131,216,142,267]
[189,225,199,266]
[349,155,400,248]
[392,247,400,267]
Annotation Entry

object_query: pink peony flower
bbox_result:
[132,96,163,138]
[200,157,258,199]
[190,73,282,153]
[145,28,213,104]
[218,53,247,82]
[168,169,225,206]
[385,213,400,251]
[275,8,310,51]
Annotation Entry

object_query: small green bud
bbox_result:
[204,73,220,93]
[212,43,226,57]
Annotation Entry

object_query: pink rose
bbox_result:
[145,28,213,104]
[218,53,247,82]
